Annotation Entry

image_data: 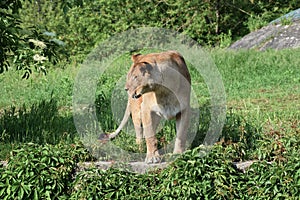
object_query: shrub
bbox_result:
[0,141,93,199]
[19,0,300,63]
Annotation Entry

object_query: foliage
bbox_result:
[18,0,300,63]
[1,0,299,76]
[0,0,67,77]
[0,0,300,197]
[0,48,299,198]
[0,0,23,72]
[245,0,299,31]
[13,30,67,79]
[0,141,93,200]
[1,141,299,199]
[1,0,300,76]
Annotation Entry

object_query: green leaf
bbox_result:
[0,188,6,197]
[34,189,38,200]
[18,187,24,199]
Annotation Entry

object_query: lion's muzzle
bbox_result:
[133,93,142,99]
[125,87,142,99]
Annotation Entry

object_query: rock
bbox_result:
[77,161,169,174]
[229,20,300,50]
[1,159,272,174]
[0,159,168,174]
[230,8,300,50]
[233,160,257,173]
[78,160,271,174]
[233,160,273,173]
[0,161,7,167]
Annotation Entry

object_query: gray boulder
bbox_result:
[230,9,300,50]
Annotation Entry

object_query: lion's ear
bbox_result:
[131,54,142,63]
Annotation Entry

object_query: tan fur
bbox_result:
[112,51,191,163]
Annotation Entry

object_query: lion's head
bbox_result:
[125,54,162,99]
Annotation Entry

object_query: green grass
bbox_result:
[1,48,299,114]
[0,48,299,198]
[0,63,78,109]
[213,49,300,118]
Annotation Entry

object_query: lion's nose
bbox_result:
[125,88,129,92]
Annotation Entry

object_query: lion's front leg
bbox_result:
[130,97,144,152]
[142,110,161,164]
[174,107,190,154]
[134,124,143,152]
[132,111,143,152]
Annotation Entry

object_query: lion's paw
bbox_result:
[145,154,161,164]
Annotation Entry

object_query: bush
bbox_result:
[20,0,300,63]
[0,0,67,77]
[1,0,299,72]
[0,141,92,199]
[1,138,299,199]
[0,0,23,72]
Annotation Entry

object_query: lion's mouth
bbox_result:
[131,85,144,99]
[132,93,142,99]
[131,84,154,99]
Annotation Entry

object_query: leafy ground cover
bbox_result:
[0,49,299,199]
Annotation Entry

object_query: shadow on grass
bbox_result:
[190,104,262,161]
[0,98,77,145]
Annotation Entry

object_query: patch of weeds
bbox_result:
[0,98,76,145]
[255,119,300,163]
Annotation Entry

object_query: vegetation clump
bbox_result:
[0,0,299,199]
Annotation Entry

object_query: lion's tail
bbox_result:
[108,101,131,139]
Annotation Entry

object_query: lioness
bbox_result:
[109,50,191,163]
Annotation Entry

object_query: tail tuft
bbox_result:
[98,133,110,141]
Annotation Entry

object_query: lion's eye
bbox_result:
[132,76,138,81]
